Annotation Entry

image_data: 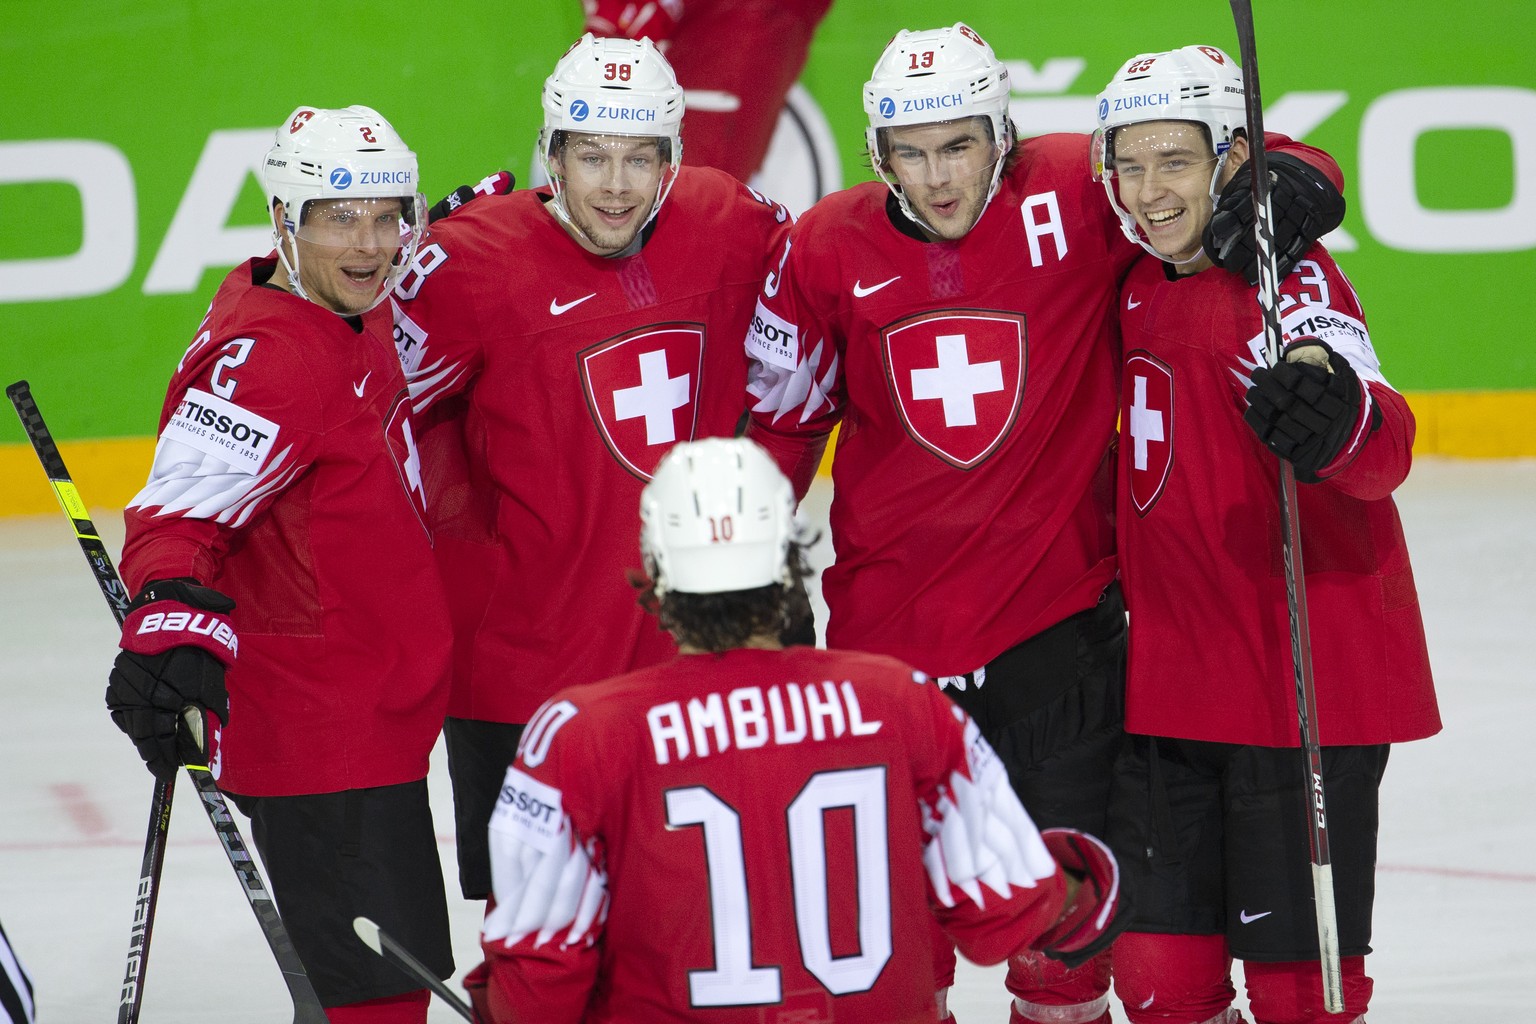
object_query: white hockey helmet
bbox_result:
[1091,46,1246,259]
[262,105,426,313]
[863,23,1014,232]
[539,33,685,234]
[640,438,796,597]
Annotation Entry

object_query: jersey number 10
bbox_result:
[664,766,894,1006]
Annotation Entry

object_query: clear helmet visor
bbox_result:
[279,194,426,315]
[868,115,1009,239]
[541,129,680,253]
[1094,121,1226,266]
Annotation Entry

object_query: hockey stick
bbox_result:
[354,918,474,1021]
[6,379,171,1024]
[6,380,327,1024]
[1223,5,1346,1013]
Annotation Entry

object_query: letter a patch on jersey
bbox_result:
[579,323,705,479]
[881,310,1025,469]
[1125,351,1174,516]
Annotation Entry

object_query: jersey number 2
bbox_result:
[664,766,893,1006]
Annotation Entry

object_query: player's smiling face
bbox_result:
[555,133,668,256]
[279,197,407,315]
[884,118,1001,241]
[1112,120,1228,267]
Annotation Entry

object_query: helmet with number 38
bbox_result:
[540,33,685,239]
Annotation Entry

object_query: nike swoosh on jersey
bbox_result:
[1127,296,1142,310]
[550,293,597,315]
[852,276,901,298]
[1238,909,1273,924]
[353,371,371,397]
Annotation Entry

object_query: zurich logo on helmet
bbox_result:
[329,168,353,190]
[879,97,896,120]
[571,99,590,122]
[1098,98,1110,122]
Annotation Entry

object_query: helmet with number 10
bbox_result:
[540,33,685,255]
[640,438,796,598]
[1091,45,1247,261]
[262,105,426,315]
[863,23,1014,239]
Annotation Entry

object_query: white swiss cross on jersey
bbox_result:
[579,323,705,479]
[384,392,432,536]
[1125,351,1173,516]
[882,310,1025,468]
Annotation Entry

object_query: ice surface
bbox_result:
[2,460,1532,1021]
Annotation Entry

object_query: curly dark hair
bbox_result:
[632,539,817,653]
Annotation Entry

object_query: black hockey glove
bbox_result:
[1033,828,1129,969]
[427,170,515,224]
[1203,152,1347,285]
[1244,339,1377,483]
[106,579,236,781]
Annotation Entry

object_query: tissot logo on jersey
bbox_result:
[163,387,280,475]
[491,767,565,854]
[746,300,798,371]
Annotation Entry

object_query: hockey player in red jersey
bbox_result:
[580,0,834,182]
[391,35,793,911]
[105,106,454,1023]
[1091,46,1441,1024]
[471,436,1127,1023]
[742,22,1348,1024]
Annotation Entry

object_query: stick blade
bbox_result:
[353,915,383,955]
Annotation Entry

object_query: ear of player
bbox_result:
[1244,339,1378,482]
[106,577,237,781]
[1032,828,1130,969]
[1204,152,1347,285]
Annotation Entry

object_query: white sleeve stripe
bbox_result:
[128,439,302,525]
[485,813,608,951]
[920,724,1057,910]
[406,357,471,412]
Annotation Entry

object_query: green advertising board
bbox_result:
[2,2,1532,511]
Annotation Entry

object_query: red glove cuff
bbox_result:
[121,600,239,665]
[1035,828,1121,959]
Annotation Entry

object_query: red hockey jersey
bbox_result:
[121,257,452,796]
[392,167,792,723]
[746,133,1339,678]
[479,646,1071,1024]
[1116,247,1440,746]
[746,135,1129,675]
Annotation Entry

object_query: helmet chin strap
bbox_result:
[273,219,312,302]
